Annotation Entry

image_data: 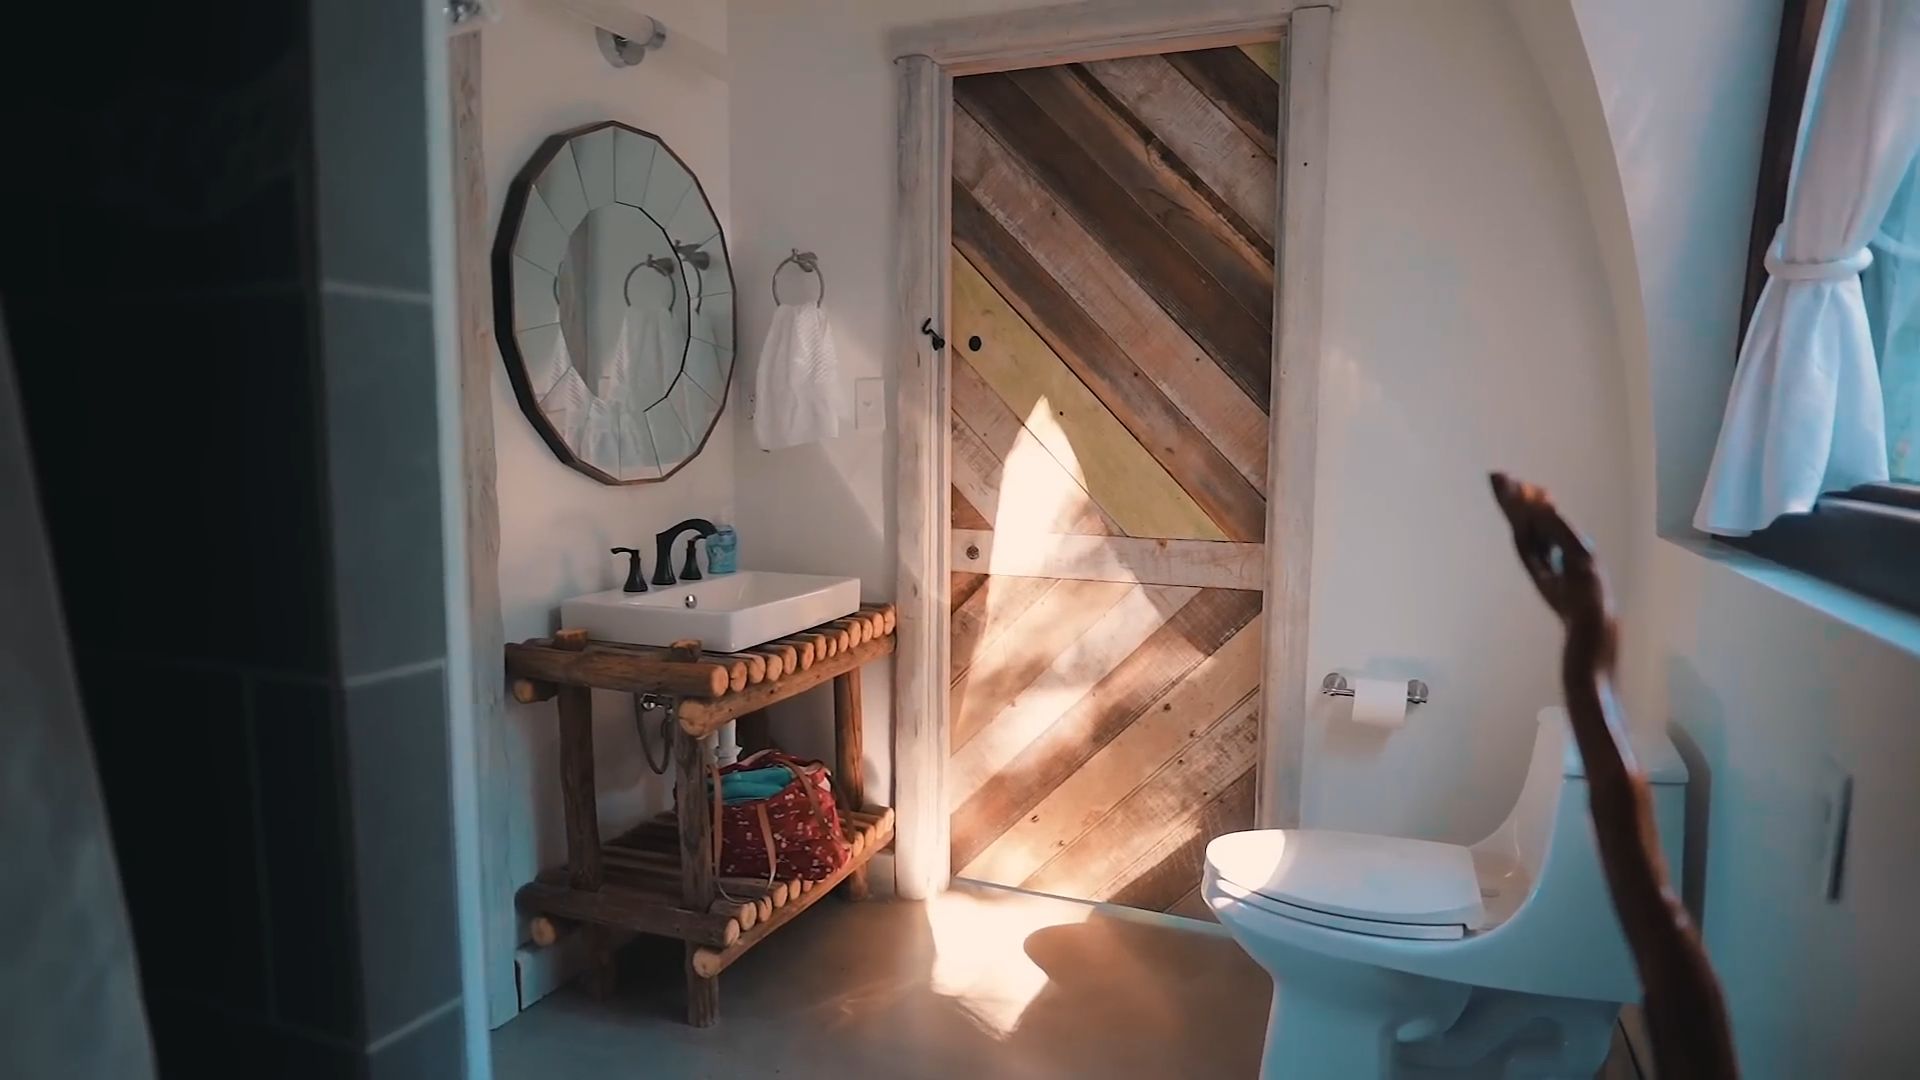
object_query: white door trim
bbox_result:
[889,1,1336,902]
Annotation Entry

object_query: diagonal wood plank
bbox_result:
[1164,47,1280,158]
[950,578,1135,750]
[954,206,1268,541]
[952,108,1269,487]
[951,255,1225,540]
[1082,56,1276,248]
[950,571,987,614]
[955,74,1273,399]
[951,391,1115,536]
[961,623,1262,885]
[949,584,1197,806]
[1008,63,1272,321]
[951,482,991,530]
[1101,766,1257,913]
[1023,702,1260,900]
[1239,42,1284,82]
[951,587,1260,871]
[950,572,1058,685]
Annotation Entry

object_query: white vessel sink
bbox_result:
[560,571,861,654]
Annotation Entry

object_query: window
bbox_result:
[1726,0,1920,615]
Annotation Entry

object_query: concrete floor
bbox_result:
[492,884,1271,1079]
[491,882,1643,1078]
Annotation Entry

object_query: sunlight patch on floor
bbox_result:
[923,886,1092,1039]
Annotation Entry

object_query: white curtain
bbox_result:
[1865,164,1920,479]
[1693,0,1920,535]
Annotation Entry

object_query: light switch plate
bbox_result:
[855,377,885,431]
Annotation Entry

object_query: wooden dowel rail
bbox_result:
[505,640,731,698]
[677,634,896,736]
[691,809,895,979]
[517,881,740,948]
[511,677,557,703]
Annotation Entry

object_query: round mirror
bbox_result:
[492,121,734,483]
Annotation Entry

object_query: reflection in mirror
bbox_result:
[494,122,735,484]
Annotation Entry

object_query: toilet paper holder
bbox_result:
[1321,673,1430,705]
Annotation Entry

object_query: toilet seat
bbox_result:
[1207,830,1486,941]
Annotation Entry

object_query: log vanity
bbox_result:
[505,603,897,1026]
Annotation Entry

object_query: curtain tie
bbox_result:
[1765,242,1873,281]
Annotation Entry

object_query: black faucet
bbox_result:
[611,547,648,593]
[652,518,718,587]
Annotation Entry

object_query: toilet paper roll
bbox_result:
[1348,677,1409,729]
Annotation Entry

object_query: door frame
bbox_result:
[889,0,1336,901]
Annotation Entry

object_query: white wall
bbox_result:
[726,0,1054,807]
[1296,0,1630,840]
[726,0,1633,843]
[483,0,734,978]
[1527,0,1920,1072]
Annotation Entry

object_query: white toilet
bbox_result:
[1205,707,1688,1078]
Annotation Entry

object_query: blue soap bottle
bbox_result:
[706,524,738,575]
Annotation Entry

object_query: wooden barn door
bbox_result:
[947,43,1281,917]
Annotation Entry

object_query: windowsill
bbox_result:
[1660,533,1920,659]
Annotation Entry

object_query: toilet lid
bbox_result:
[1207,830,1485,934]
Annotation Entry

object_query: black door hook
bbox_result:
[919,317,946,351]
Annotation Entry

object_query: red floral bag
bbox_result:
[708,749,850,883]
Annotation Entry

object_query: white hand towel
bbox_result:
[600,303,679,408]
[754,303,844,450]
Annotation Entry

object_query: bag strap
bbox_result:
[710,764,781,902]
[789,762,851,857]
[754,804,778,882]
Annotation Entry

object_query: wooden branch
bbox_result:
[1489,473,1738,1079]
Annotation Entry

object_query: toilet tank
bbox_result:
[1488,708,1689,884]
[1458,708,1691,1003]
[1556,712,1690,875]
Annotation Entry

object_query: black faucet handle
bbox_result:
[611,547,648,593]
[680,538,703,581]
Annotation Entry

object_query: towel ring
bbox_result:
[771,248,825,306]
[547,257,679,312]
[621,255,679,310]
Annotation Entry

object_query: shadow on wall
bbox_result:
[750,447,892,769]
[1660,656,1721,924]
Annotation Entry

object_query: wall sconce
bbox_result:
[538,0,670,67]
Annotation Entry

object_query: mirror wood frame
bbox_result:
[490,119,736,485]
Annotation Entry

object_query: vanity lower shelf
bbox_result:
[503,602,897,1026]
[517,806,895,971]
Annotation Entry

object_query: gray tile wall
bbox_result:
[1,0,464,1076]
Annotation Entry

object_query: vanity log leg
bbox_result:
[554,629,615,994]
[833,668,870,901]
[673,719,720,1026]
